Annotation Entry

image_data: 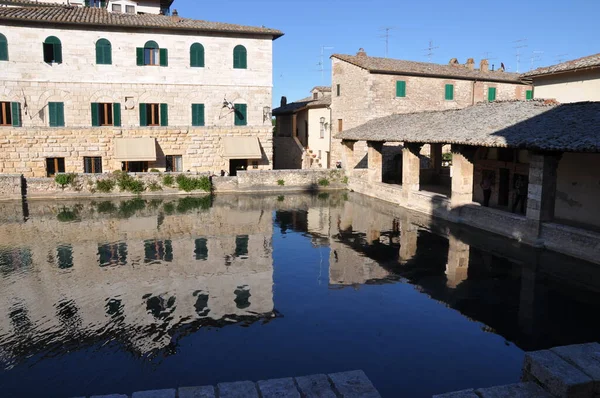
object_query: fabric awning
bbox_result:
[114,138,157,161]
[222,137,262,159]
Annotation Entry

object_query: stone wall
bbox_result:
[214,169,347,192]
[0,174,22,200]
[273,137,303,169]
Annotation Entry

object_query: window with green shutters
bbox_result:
[488,87,497,102]
[137,41,167,66]
[526,90,533,100]
[192,104,205,126]
[95,38,112,65]
[233,45,247,69]
[336,84,340,97]
[0,33,8,61]
[444,84,454,100]
[139,103,167,126]
[48,102,65,127]
[91,103,120,126]
[234,104,247,126]
[396,80,406,97]
[190,43,204,67]
[0,102,21,126]
[43,36,62,64]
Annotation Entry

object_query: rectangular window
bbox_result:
[126,5,135,13]
[91,102,114,126]
[111,4,121,12]
[313,93,318,100]
[191,103,205,126]
[320,123,325,139]
[48,102,65,127]
[396,80,406,97]
[83,156,102,174]
[488,87,497,102]
[336,84,340,96]
[338,119,343,133]
[140,103,161,126]
[43,42,61,63]
[526,90,533,100]
[46,157,65,177]
[144,48,159,66]
[165,155,183,172]
[122,161,148,172]
[234,103,247,126]
[0,101,12,126]
[444,84,454,101]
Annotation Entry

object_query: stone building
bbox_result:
[329,49,532,169]
[522,52,600,103]
[0,0,282,177]
[272,86,332,169]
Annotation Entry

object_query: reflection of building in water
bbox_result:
[0,202,274,367]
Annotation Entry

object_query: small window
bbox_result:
[95,38,112,65]
[91,103,120,126]
[488,87,497,102]
[234,103,247,126]
[526,90,533,100]
[137,41,167,67]
[233,45,247,69]
[338,119,343,133]
[85,0,106,7]
[313,93,318,100]
[111,4,121,12]
[0,102,21,126]
[444,84,454,101]
[139,103,167,126]
[83,157,102,174]
[165,155,183,172]
[48,102,65,127]
[122,161,148,172]
[43,36,62,64]
[191,103,205,126]
[190,43,204,67]
[336,84,340,96]
[126,5,135,13]
[0,33,8,61]
[396,80,406,97]
[46,157,65,177]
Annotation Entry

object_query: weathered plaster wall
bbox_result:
[307,107,331,168]
[533,69,600,103]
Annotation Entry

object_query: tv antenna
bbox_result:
[513,39,528,73]
[555,53,568,63]
[378,26,396,58]
[317,45,334,83]
[424,40,439,63]
[529,50,544,71]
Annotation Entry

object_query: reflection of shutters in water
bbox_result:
[144,240,173,263]
[235,235,249,257]
[234,285,251,309]
[193,290,210,316]
[57,245,73,269]
[194,238,208,260]
[98,243,127,267]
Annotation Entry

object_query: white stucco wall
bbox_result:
[307,107,331,168]
[533,69,600,103]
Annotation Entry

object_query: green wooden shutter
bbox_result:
[136,48,144,66]
[91,103,99,126]
[84,0,90,6]
[234,104,247,126]
[95,43,103,64]
[0,35,7,61]
[159,48,168,66]
[445,84,454,100]
[139,103,147,126]
[488,87,497,101]
[160,103,168,126]
[113,103,121,127]
[53,42,62,64]
[11,102,21,127]
[192,104,204,126]
[104,43,112,65]
[396,81,406,97]
[526,90,533,100]
[100,0,106,7]
[56,102,64,126]
[49,102,57,126]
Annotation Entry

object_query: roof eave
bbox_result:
[523,65,600,79]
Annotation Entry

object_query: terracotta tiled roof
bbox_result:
[0,5,284,38]
[0,0,60,7]
[273,94,331,115]
[522,53,600,78]
[332,53,525,84]
[335,100,600,152]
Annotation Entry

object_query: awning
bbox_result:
[222,137,262,159]
[114,138,157,161]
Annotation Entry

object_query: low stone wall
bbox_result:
[542,222,600,263]
[213,169,347,193]
[0,174,22,200]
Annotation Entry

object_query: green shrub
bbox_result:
[96,201,117,214]
[148,181,162,192]
[116,172,145,194]
[57,208,78,222]
[318,178,330,186]
[342,176,349,184]
[277,179,285,186]
[96,179,115,193]
[162,175,174,186]
[150,168,160,172]
[163,202,175,215]
[442,152,453,161]
[148,199,164,209]
[118,198,146,218]
[277,195,285,202]
[176,175,211,192]
[176,196,212,213]
[55,173,77,189]
[317,192,330,200]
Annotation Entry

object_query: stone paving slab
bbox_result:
[257,377,300,398]
[217,380,259,398]
[476,382,552,398]
[328,370,382,398]
[178,386,216,398]
[552,343,600,393]
[432,388,479,398]
[295,374,337,398]
[131,390,176,398]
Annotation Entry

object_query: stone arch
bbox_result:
[35,89,73,125]
[89,89,120,104]
[0,87,21,102]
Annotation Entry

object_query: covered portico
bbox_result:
[336,100,600,262]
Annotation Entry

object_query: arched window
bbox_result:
[137,40,167,66]
[43,36,62,64]
[0,33,8,61]
[190,43,204,67]
[233,45,247,69]
[95,38,112,65]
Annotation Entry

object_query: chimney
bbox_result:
[171,9,180,21]
[357,48,367,58]
[480,59,489,72]
[449,58,459,66]
[465,58,475,70]
[280,96,287,107]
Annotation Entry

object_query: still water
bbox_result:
[0,192,599,398]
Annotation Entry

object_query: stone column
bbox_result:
[445,235,470,288]
[399,219,418,264]
[367,141,383,183]
[450,145,476,208]
[401,143,422,202]
[525,152,562,243]
[342,140,356,172]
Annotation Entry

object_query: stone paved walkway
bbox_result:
[73,370,381,398]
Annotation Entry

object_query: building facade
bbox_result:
[272,86,331,169]
[0,1,282,177]
[522,53,600,103]
[330,49,532,168]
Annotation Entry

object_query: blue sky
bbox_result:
[175,0,600,108]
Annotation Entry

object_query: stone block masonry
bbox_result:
[69,370,381,398]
